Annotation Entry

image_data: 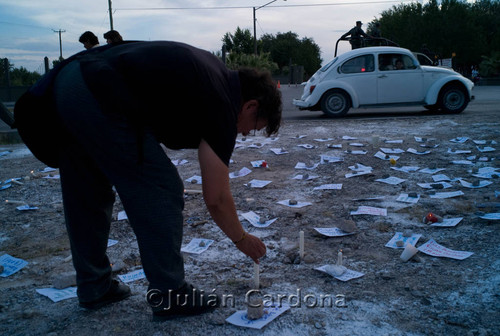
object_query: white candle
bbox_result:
[299,231,305,259]
[253,262,260,289]
[337,250,343,266]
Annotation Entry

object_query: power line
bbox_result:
[116,1,411,11]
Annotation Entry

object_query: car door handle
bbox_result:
[378,74,387,78]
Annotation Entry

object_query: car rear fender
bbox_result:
[425,76,473,105]
[313,80,359,108]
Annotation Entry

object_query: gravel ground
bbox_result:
[0,108,499,336]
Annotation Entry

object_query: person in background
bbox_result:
[104,30,123,44]
[341,21,371,50]
[79,31,100,50]
[395,59,405,70]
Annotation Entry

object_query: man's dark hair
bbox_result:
[103,30,123,43]
[79,31,99,45]
[238,68,282,136]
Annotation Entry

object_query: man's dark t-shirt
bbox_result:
[79,41,241,166]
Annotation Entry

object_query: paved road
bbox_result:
[280,85,500,120]
[2,86,499,133]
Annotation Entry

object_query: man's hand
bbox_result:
[235,233,266,263]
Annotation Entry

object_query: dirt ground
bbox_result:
[0,105,499,336]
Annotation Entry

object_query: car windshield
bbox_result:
[319,58,338,72]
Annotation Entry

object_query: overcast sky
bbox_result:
[0,0,414,73]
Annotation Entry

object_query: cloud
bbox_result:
[0,0,403,72]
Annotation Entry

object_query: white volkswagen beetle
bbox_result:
[293,47,474,117]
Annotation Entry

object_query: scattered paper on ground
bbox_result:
[246,179,272,188]
[277,200,312,208]
[407,148,431,155]
[0,254,28,277]
[294,162,319,170]
[107,239,118,247]
[270,148,288,155]
[391,166,420,173]
[297,144,316,149]
[320,155,343,163]
[314,227,356,237]
[450,137,469,143]
[417,182,452,189]
[418,239,473,260]
[313,184,342,190]
[117,210,128,220]
[315,265,364,281]
[117,269,146,283]
[374,151,398,160]
[385,232,422,249]
[230,167,252,179]
[36,287,77,303]
[16,205,38,211]
[419,167,446,174]
[429,190,464,199]
[396,193,420,203]
[292,174,319,181]
[226,303,290,329]
[186,175,202,184]
[431,217,463,227]
[479,213,500,220]
[181,238,214,254]
[350,206,387,216]
[376,176,406,185]
[459,179,492,188]
[241,211,277,228]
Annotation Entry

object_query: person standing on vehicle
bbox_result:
[14,41,282,320]
[341,21,370,49]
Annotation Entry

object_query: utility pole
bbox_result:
[53,29,66,60]
[108,0,114,30]
[253,0,286,55]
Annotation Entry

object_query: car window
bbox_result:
[320,57,338,72]
[340,55,375,74]
[415,53,433,66]
[379,53,418,71]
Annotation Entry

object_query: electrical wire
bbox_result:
[116,1,411,11]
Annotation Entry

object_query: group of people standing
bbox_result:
[78,30,123,50]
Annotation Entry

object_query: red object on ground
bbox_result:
[425,212,439,223]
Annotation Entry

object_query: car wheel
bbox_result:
[321,90,351,117]
[438,84,468,114]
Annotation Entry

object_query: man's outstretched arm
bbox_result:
[198,139,266,263]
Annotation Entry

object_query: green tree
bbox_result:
[261,31,322,78]
[225,52,278,73]
[221,28,322,78]
[0,59,41,87]
[222,27,254,54]
[374,0,500,75]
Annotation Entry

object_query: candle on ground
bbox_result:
[253,262,260,289]
[299,231,305,259]
[337,250,343,266]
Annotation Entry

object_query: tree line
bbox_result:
[0,59,41,87]
[367,0,500,76]
[222,27,322,80]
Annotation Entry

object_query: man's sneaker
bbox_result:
[79,279,131,310]
[148,282,220,321]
